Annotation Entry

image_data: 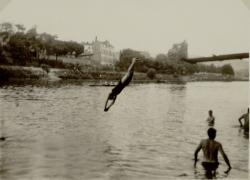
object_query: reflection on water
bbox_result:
[0,81,249,179]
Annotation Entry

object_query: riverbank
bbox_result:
[0,65,45,81]
[0,65,248,84]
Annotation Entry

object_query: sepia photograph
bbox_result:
[0,0,249,179]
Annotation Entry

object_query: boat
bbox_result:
[89,81,117,87]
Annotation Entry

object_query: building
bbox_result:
[83,42,94,54]
[83,37,118,65]
[167,40,188,61]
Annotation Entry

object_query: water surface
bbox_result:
[0,81,249,179]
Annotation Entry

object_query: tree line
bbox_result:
[0,22,84,66]
[116,49,235,77]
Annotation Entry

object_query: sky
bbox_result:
[0,0,249,57]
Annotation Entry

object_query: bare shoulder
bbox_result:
[214,140,222,148]
[200,139,205,143]
[200,139,207,145]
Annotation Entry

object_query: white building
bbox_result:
[83,37,119,65]
[83,42,94,54]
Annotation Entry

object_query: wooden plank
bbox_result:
[182,53,249,64]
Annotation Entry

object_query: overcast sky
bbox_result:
[0,0,249,57]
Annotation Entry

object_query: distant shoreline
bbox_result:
[0,65,248,85]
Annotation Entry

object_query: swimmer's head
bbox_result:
[208,110,213,116]
[207,128,216,140]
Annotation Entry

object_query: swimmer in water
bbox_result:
[206,110,215,126]
[238,108,249,133]
[194,128,231,178]
[104,57,139,112]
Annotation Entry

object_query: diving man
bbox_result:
[104,57,139,112]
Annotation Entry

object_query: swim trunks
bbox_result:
[110,71,134,96]
[202,162,219,171]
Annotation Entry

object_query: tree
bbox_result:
[15,24,26,32]
[147,68,157,79]
[0,45,4,63]
[39,33,57,57]
[64,41,84,57]
[116,49,145,71]
[0,22,14,33]
[155,54,168,62]
[53,40,66,60]
[7,33,31,65]
[25,26,46,59]
[0,31,10,43]
[0,22,14,46]
[221,64,234,76]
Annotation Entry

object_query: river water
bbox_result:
[0,81,249,180]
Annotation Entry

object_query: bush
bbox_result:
[221,64,234,76]
[0,47,7,64]
[0,66,41,80]
[0,67,11,80]
[147,68,157,79]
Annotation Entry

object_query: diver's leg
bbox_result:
[104,96,116,112]
[104,94,111,111]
